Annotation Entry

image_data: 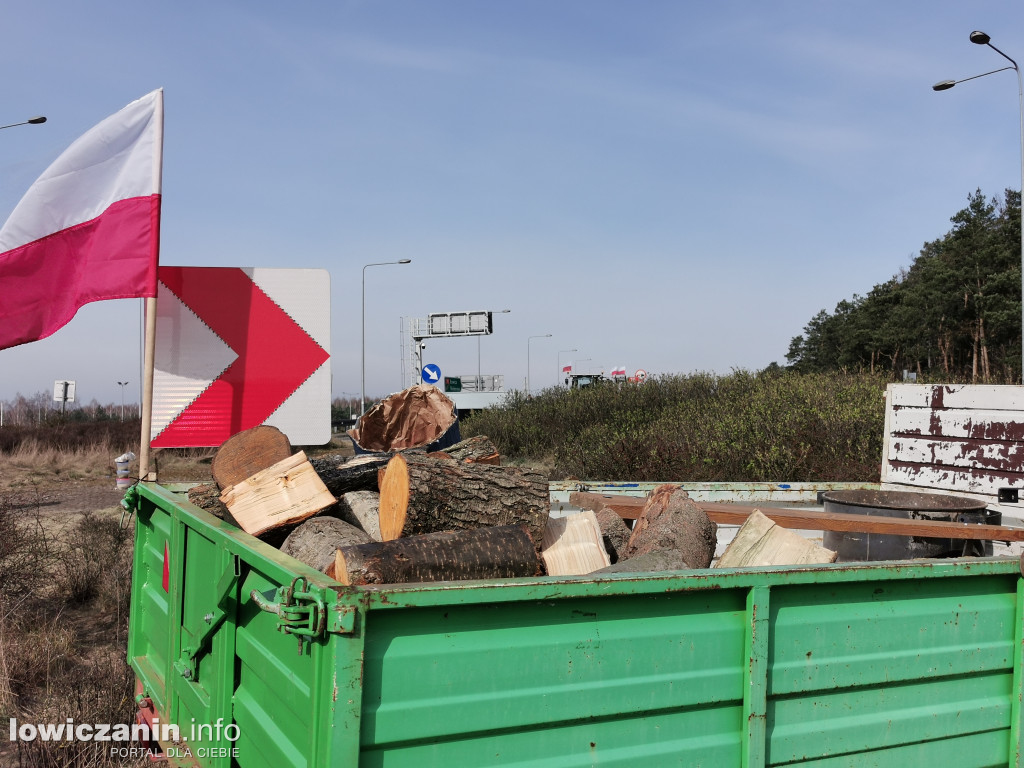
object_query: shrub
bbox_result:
[463,370,887,481]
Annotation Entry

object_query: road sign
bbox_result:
[151,267,331,447]
[422,363,442,384]
[53,380,76,402]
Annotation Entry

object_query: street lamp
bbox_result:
[526,334,552,396]
[934,30,1024,372]
[558,349,577,385]
[478,309,511,390]
[0,116,45,131]
[117,381,128,422]
[361,260,411,417]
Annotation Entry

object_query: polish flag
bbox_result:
[0,89,163,350]
[611,366,626,376]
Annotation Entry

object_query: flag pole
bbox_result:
[139,297,158,481]
[138,89,164,483]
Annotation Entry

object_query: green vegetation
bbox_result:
[787,188,1022,382]
[463,370,888,482]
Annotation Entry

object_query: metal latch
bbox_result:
[250,576,354,653]
[175,555,241,681]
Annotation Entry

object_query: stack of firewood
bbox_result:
[190,426,726,586]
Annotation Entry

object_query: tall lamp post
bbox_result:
[361,259,411,416]
[0,116,45,131]
[117,381,129,422]
[934,30,1024,372]
[526,334,552,396]
[478,309,511,390]
[558,349,577,386]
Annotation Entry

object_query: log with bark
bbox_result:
[623,485,717,569]
[280,516,373,572]
[187,482,234,521]
[440,435,501,465]
[377,453,549,545]
[332,525,542,586]
[211,425,292,490]
[593,508,632,564]
[591,549,692,574]
[332,490,382,541]
[309,453,392,496]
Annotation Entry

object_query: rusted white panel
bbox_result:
[889,383,1024,410]
[885,463,1018,497]
[886,435,1024,469]
[889,407,1024,440]
[883,383,1024,521]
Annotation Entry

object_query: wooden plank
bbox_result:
[884,462,1023,497]
[570,492,1024,541]
[889,383,1024,410]
[889,407,1024,441]
[886,435,1024,472]
[700,503,1024,542]
[570,491,646,519]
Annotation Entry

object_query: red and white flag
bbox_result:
[611,365,626,376]
[0,89,163,350]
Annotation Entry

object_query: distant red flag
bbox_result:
[0,89,163,350]
[562,364,572,373]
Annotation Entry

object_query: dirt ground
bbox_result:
[10,478,128,515]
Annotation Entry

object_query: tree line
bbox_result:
[786,188,1022,382]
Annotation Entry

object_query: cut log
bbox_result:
[219,451,336,536]
[333,525,542,586]
[592,549,692,574]
[211,425,292,490]
[281,517,373,572]
[716,509,837,568]
[187,482,233,520]
[348,384,459,452]
[378,453,549,545]
[623,485,716,569]
[593,508,632,564]
[444,435,501,465]
[334,491,382,541]
[310,453,391,496]
[541,512,611,576]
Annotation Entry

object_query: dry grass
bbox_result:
[0,426,352,767]
[0,431,178,768]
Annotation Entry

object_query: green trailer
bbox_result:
[126,478,1024,768]
[127,383,1024,766]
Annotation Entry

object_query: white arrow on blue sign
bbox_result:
[421,363,442,384]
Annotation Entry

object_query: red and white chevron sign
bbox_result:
[150,266,330,447]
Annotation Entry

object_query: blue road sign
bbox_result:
[421,363,442,384]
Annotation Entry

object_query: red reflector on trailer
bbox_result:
[162,542,170,592]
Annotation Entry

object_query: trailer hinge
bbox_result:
[250,576,355,652]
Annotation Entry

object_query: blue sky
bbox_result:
[2,1,1023,407]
